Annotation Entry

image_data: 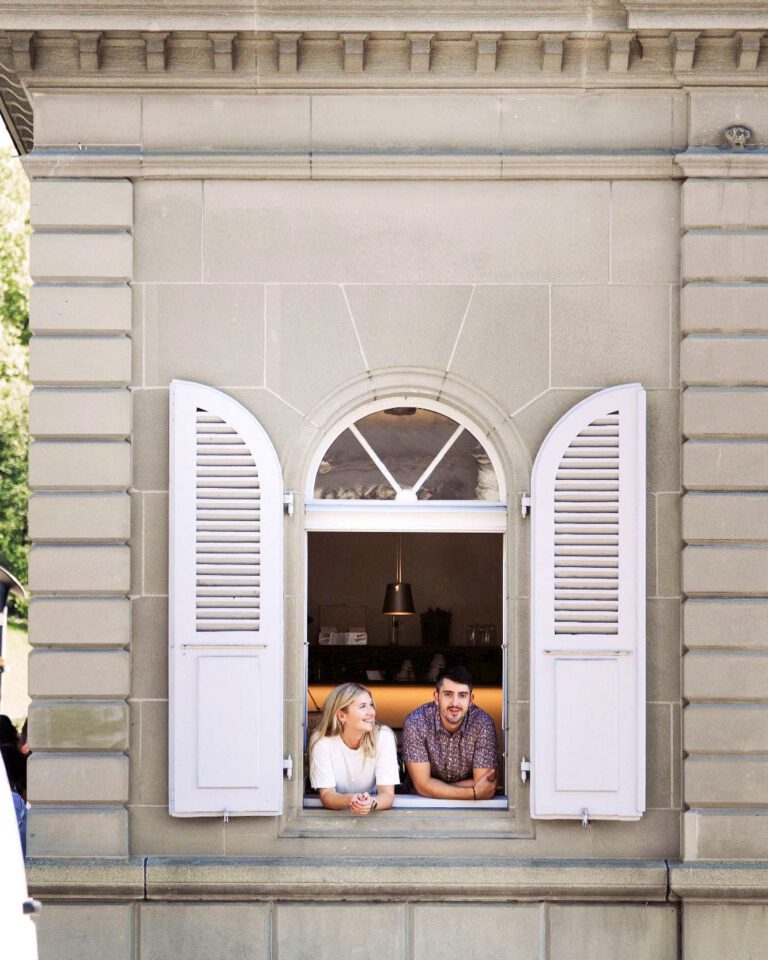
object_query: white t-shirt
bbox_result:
[310,727,400,794]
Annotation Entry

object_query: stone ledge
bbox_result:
[145,857,668,902]
[671,861,768,901]
[27,856,145,900]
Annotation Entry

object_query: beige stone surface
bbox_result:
[347,284,471,370]
[684,179,768,230]
[656,494,681,597]
[130,491,143,595]
[313,93,501,153]
[141,493,169,595]
[30,335,131,386]
[684,904,768,960]
[610,181,680,283]
[689,90,768,147]
[131,596,168,699]
[549,904,677,960]
[646,493,658,598]
[276,904,406,960]
[27,806,128,857]
[28,753,129,803]
[29,492,130,541]
[550,285,672,388]
[685,704,768,754]
[448,284,549,414]
[135,699,168,805]
[143,283,264,387]
[686,756,768,806]
[32,93,142,147]
[684,598,768,649]
[134,181,202,282]
[683,388,768,439]
[29,544,130,593]
[647,703,673,809]
[29,700,129,751]
[684,651,768,701]
[265,285,366,413]
[683,492,768,542]
[129,805,224,856]
[683,440,768,490]
[501,91,685,151]
[29,649,130,698]
[29,440,131,490]
[35,904,133,960]
[133,389,169,491]
[683,233,768,283]
[29,596,130,647]
[682,335,768,386]
[30,284,132,334]
[683,545,768,595]
[31,179,133,230]
[140,903,270,960]
[647,390,681,493]
[647,599,681,702]
[203,181,609,284]
[684,810,768,860]
[413,904,540,960]
[682,283,768,334]
[142,93,310,151]
[30,387,131,439]
[31,232,133,282]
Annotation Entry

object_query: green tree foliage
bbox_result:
[0,147,30,617]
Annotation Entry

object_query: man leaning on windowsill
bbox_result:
[401,665,499,800]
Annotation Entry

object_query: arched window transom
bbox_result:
[313,405,501,503]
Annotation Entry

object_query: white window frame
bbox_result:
[303,397,509,810]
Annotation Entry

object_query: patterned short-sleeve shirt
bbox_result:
[401,702,499,783]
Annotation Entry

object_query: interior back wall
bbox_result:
[307,532,504,646]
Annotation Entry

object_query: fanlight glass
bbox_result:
[313,407,500,502]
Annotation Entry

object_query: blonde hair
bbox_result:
[309,683,379,760]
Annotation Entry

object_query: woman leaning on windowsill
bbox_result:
[309,683,399,815]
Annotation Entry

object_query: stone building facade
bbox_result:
[2,1,768,957]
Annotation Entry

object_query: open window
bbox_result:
[304,401,508,809]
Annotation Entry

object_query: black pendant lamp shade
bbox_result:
[382,581,415,616]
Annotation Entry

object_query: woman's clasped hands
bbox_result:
[349,791,376,816]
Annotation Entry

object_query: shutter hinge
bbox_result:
[283,491,295,517]
[520,757,531,782]
[521,494,531,518]
[581,808,590,828]
[223,808,230,824]
[283,755,294,780]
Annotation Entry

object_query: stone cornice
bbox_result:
[622,1,768,31]
[0,1,766,32]
[5,30,768,93]
[675,148,768,178]
[22,147,681,181]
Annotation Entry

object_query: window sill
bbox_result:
[303,795,508,810]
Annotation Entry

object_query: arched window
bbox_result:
[304,399,509,809]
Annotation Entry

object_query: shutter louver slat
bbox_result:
[554,409,619,638]
[195,411,261,633]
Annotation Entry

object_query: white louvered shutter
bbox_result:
[169,380,284,816]
[530,383,646,820]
